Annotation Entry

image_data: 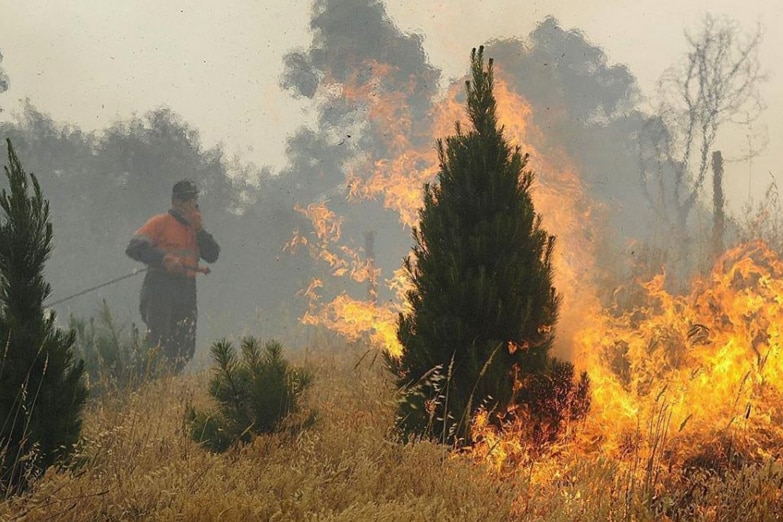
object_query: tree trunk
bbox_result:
[712,150,725,259]
[364,230,377,304]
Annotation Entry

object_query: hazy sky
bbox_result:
[1,0,781,212]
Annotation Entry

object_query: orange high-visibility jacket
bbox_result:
[127,210,219,277]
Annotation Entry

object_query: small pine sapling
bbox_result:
[187,337,313,452]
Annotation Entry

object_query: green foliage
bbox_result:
[0,139,87,495]
[69,300,165,395]
[391,48,589,445]
[186,337,314,452]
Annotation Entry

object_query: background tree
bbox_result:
[0,139,87,494]
[0,49,8,103]
[0,107,312,354]
[392,48,588,446]
[639,14,766,288]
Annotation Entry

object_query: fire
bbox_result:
[291,56,783,474]
[491,70,604,357]
[575,240,783,463]
[466,240,783,477]
[344,61,461,228]
[286,202,378,283]
[299,60,602,360]
[301,291,403,357]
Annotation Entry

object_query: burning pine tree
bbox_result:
[391,48,589,446]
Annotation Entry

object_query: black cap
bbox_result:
[172,179,199,200]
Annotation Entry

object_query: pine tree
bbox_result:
[186,337,314,452]
[391,48,588,445]
[0,139,87,493]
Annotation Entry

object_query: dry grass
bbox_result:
[0,344,522,521]
[1,341,782,521]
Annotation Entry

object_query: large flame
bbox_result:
[290,58,783,473]
[575,240,783,461]
[298,60,601,360]
[466,240,783,478]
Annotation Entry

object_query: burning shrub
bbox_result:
[391,48,589,446]
[186,337,313,452]
[513,359,591,447]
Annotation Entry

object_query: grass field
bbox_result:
[2,336,782,521]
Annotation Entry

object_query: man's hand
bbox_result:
[182,201,203,232]
[162,254,186,274]
[188,208,203,231]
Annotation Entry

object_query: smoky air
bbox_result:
[0,1,764,368]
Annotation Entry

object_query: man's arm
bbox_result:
[197,229,220,263]
[126,216,166,267]
[126,237,165,266]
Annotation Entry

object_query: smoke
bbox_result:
[276,0,442,300]
[278,6,661,313]
[282,0,438,107]
[485,19,652,243]
[0,50,8,119]
[0,2,695,365]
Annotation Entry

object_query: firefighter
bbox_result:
[126,179,220,372]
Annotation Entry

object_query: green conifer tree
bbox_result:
[392,48,588,445]
[0,139,87,493]
[186,337,313,452]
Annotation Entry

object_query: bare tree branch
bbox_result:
[637,14,766,286]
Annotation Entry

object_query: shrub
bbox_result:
[186,337,314,452]
[69,300,166,395]
[513,359,591,447]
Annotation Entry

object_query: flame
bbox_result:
[287,202,378,283]
[293,59,436,352]
[302,292,403,357]
[292,56,783,476]
[575,240,783,462]
[492,71,604,357]
[343,61,459,228]
[298,59,602,360]
[463,240,783,478]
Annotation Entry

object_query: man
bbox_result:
[126,179,220,372]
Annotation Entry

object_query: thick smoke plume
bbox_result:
[276,2,663,355]
[0,1,677,364]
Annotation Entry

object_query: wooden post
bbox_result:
[364,231,377,304]
[712,150,725,259]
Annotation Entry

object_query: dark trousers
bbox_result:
[139,270,197,372]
